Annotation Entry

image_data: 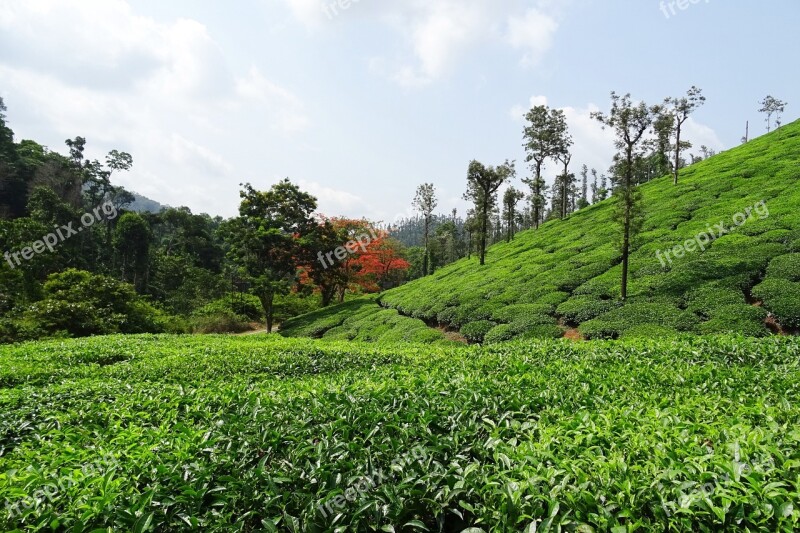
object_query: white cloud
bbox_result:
[0,0,309,216]
[506,8,559,67]
[510,95,549,121]
[283,0,563,87]
[298,179,365,216]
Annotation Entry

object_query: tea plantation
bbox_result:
[2,334,800,531]
[281,121,800,344]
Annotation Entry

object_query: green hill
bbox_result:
[283,120,800,343]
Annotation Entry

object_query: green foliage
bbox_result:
[195,294,264,322]
[280,296,452,345]
[557,296,618,325]
[2,335,800,530]
[579,302,696,340]
[766,254,800,282]
[752,279,800,329]
[191,310,252,334]
[20,269,170,338]
[287,120,800,342]
[699,305,769,337]
[460,320,496,343]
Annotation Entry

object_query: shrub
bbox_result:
[460,320,497,343]
[752,279,800,329]
[766,254,800,282]
[519,324,564,340]
[484,324,515,344]
[491,304,553,323]
[196,295,264,322]
[556,296,618,325]
[24,269,169,338]
[192,311,252,334]
[620,325,680,339]
[685,285,745,319]
[579,302,696,340]
[699,305,769,337]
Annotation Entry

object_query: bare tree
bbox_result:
[412,183,437,276]
[665,86,705,185]
[759,95,788,133]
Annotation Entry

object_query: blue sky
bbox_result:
[0,0,796,221]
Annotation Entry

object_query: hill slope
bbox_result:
[283,121,800,343]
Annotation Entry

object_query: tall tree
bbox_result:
[113,212,152,293]
[592,92,660,301]
[412,183,437,276]
[522,106,569,228]
[463,160,514,265]
[556,151,573,219]
[665,86,705,185]
[227,180,317,332]
[759,95,788,133]
[577,164,589,209]
[502,187,524,242]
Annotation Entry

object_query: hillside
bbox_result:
[282,121,800,343]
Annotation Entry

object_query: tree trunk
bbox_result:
[622,145,634,301]
[480,194,488,266]
[533,161,542,229]
[423,217,429,276]
[673,121,682,185]
[261,292,275,333]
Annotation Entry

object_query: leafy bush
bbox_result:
[460,320,496,343]
[685,284,745,319]
[191,310,252,334]
[619,324,680,339]
[557,296,618,325]
[196,294,264,322]
[580,302,696,340]
[518,324,564,340]
[752,278,800,329]
[484,324,515,344]
[491,304,553,323]
[766,254,800,281]
[22,269,169,339]
[699,305,769,337]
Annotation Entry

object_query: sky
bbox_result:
[0,0,797,222]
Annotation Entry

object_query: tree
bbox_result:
[577,165,590,209]
[592,92,660,301]
[759,95,788,133]
[522,106,570,228]
[463,160,514,265]
[556,151,574,219]
[652,111,675,179]
[502,187,525,242]
[227,180,317,332]
[665,86,705,185]
[356,235,411,291]
[113,212,152,293]
[412,183,437,276]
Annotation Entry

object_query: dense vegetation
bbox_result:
[282,120,800,344]
[1,334,799,531]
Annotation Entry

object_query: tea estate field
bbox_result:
[1,334,800,531]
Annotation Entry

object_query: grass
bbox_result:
[282,120,800,343]
[2,334,800,531]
